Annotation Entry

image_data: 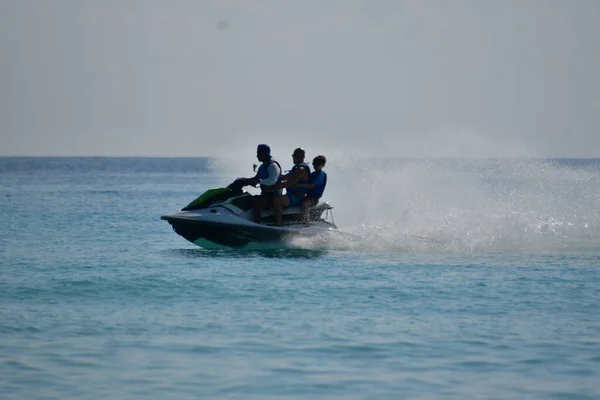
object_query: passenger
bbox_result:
[271,147,311,226]
[300,155,327,225]
[243,144,282,223]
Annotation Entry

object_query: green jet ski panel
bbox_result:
[182,188,233,211]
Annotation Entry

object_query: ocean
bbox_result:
[1,157,599,399]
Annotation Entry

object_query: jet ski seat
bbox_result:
[261,202,333,220]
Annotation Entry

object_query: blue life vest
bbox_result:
[307,170,327,199]
[286,162,311,197]
[256,159,282,193]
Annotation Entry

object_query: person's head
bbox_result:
[256,144,271,162]
[292,147,305,164]
[312,155,327,171]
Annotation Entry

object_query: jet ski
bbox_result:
[161,178,340,249]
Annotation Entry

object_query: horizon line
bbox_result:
[1,155,600,160]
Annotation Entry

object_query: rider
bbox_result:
[300,155,327,224]
[271,147,311,226]
[242,144,282,223]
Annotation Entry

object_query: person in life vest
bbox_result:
[241,144,282,223]
[300,155,327,225]
[270,147,311,226]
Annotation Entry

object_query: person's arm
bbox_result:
[234,176,258,187]
[297,173,325,189]
[294,182,316,188]
[242,175,259,186]
[272,166,307,189]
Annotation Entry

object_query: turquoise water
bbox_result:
[2,157,600,399]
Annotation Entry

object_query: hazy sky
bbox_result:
[1,0,599,157]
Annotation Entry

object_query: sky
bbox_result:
[0,0,599,157]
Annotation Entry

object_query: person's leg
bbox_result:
[253,194,275,223]
[252,196,264,223]
[274,195,290,226]
[300,198,311,225]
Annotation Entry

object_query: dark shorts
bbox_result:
[287,193,304,207]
